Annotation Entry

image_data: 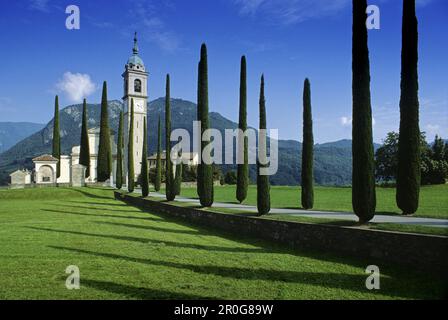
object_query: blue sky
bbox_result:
[0,0,446,143]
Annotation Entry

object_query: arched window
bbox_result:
[134,79,142,93]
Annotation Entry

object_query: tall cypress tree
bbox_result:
[165,74,176,201]
[141,118,149,197]
[154,116,162,192]
[79,98,90,178]
[128,99,135,192]
[301,78,314,209]
[97,81,112,182]
[196,60,203,200]
[236,55,249,203]
[174,153,182,196]
[52,95,61,179]
[257,75,270,216]
[396,0,420,215]
[352,0,376,223]
[116,111,124,189]
[198,43,214,207]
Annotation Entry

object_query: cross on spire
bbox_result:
[133,32,139,55]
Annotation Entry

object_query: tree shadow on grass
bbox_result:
[69,188,115,200]
[161,201,203,209]
[93,221,201,235]
[55,204,140,213]
[81,278,213,299]
[50,246,437,299]
[66,201,127,207]
[41,209,164,222]
[27,226,269,254]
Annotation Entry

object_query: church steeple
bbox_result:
[122,31,148,184]
[126,32,145,70]
[133,32,139,55]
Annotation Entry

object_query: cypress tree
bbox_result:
[198,43,214,207]
[79,98,90,178]
[97,81,112,182]
[52,95,61,179]
[352,0,376,223]
[174,154,183,196]
[257,75,270,216]
[165,74,176,201]
[154,116,162,192]
[141,118,149,197]
[128,99,135,192]
[196,60,203,200]
[116,111,124,189]
[301,78,314,209]
[396,0,420,215]
[236,55,249,204]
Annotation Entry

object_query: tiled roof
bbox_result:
[32,154,58,162]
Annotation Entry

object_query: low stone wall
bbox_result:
[115,192,448,274]
[147,181,222,189]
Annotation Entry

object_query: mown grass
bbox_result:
[171,184,448,219]
[0,187,446,299]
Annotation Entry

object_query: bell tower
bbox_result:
[123,32,148,182]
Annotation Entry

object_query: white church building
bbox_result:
[10,33,147,187]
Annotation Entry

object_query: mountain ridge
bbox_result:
[0,98,361,186]
[0,122,45,154]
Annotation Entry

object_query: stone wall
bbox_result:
[115,192,448,274]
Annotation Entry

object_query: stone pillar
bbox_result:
[71,164,86,187]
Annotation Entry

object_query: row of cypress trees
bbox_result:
[65,0,420,222]
[111,78,181,197]
[51,81,110,185]
[193,46,271,214]
[48,44,284,218]
[53,83,109,183]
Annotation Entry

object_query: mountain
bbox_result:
[0,122,45,153]
[0,98,359,186]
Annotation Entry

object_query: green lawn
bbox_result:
[172,184,448,219]
[0,187,446,299]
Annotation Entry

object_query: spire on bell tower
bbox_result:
[133,32,139,55]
